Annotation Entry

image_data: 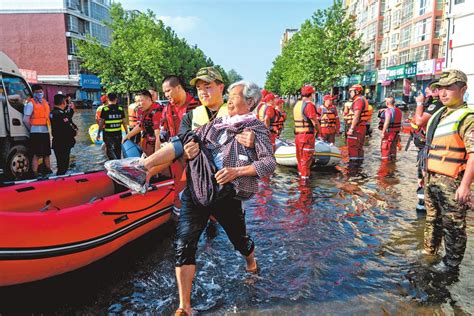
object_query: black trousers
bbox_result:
[174,187,254,266]
[103,134,122,160]
[53,146,72,175]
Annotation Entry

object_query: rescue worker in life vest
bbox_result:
[294,85,321,179]
[346,84,370,161]
[124,90,162,157]
[274,98,287,137]
[126,94,141,144]
[317,94,340,144]
[98,93,127,160]
[23,84,52,177]
[379,96,402,160]
[423,69,474,273]
[256,92,279,150]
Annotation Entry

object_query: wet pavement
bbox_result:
[0,108,473,314]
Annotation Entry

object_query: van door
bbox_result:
[1,73,31,138]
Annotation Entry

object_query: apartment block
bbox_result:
[0,0,111,104]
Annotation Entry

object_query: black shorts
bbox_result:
[29,133,51,156]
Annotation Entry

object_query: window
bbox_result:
[67,15,79,33]
[399,49,411,63]
[455,0,465,4]
[67,38,78,55]
[434,17,442,37]
[2,74,32,114]
[392,9,401,28]
[391,33,400,49]
[91,23,111,45]
[91,2,110,22]
[381,37,389,52]
[432,44,440,58]
[67,0,81,11]
[418,0,432,15]
[367,22,377,40]
[69,60,79,75]
[401,0,413,24]
[389,54,399,66]
[411,45,429,61]
[436,0,443,9]
[400,25,411,49]
[413,18,432,42]
[383,15,391,33]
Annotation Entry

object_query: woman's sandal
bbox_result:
[174,308,189,316]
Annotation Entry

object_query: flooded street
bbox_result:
[1,108,473,314]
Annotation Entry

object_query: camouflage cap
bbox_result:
[432,69,468,88]
[190,67,224,86]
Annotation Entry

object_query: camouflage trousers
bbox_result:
[424,173,469,268]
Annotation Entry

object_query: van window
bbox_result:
[2,74,32,114]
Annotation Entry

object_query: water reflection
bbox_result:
[0,108,473,314]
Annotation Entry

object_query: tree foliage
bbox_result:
[265,0,367,95]
[76,3,232,94]
[227,69,243,84]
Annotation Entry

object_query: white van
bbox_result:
[0,51,33,180]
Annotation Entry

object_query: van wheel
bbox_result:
[6,145,31,180]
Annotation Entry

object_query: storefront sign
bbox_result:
[336,76,349,87]
[348,74,361,85]
[416,59,435,76]
[435,58,445,74]
[404,62,417,78]
[362,71,377,85]
[19,69,38,83]
[377,69,389,83]
[387,65,405,80]
[80,74,102,90]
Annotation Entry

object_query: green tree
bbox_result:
[76,3,212,96]
[265,0,367,94]
[227,69,243,84]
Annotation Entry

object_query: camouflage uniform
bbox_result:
[424,103,474,269]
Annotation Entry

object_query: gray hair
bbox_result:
[385,96,395,105]
[228,80,262,111]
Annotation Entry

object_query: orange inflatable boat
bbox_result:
[0,171,174,287]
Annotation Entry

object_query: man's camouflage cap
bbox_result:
[432,69,468,88]
[190,67,224,86]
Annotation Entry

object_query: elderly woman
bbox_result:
[108,81,275,316]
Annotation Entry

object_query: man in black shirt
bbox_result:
[98,93,127,160]
[50,94,77,175]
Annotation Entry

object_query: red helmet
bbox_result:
[323,95,334,101]
[100,95,108,103]
[349,84,363,92]
[301,85,315,95]
[263,93,275,102]
[275,98,285,105]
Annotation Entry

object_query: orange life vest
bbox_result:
[293,100,315,134]
[426,106,473,178]
[345,96,370,126]
[378,107,402,132]
[319,106,338,133]
[128,103,139,128]
[30,99,50,126]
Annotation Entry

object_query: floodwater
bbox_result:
[1,107,473,314]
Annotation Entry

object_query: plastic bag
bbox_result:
[104,157,148,194]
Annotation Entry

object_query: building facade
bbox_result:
[342,0,445,103]
[443,0,474,106]
[0,0,111,105]
[280,28,298,52]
